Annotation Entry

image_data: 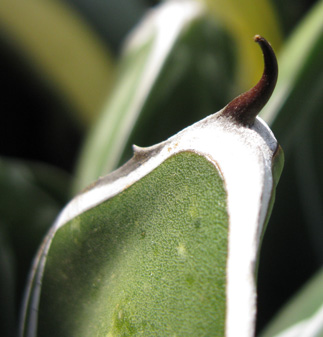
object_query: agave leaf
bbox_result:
[260,268,323,337]
[73,0,236,193]
[22,115,282,337]
[0,0,115,125]
[21,37,283,336]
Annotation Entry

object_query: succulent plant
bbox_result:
[1,0,323,336]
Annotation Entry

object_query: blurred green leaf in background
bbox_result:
[257,0,323,333]
[0,0,322,336]
[0,0,116,126]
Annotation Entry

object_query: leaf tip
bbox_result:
[221,35,278,126]
[253,34,262,43]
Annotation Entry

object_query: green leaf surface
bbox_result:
[38,152,228,336]
[73,0,236,193]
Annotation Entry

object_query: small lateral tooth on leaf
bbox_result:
[132,144,146,156]
[221,35,278,126]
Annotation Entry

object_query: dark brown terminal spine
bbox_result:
[222,35,278,126]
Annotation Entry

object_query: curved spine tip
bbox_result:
[222,35,278,126]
